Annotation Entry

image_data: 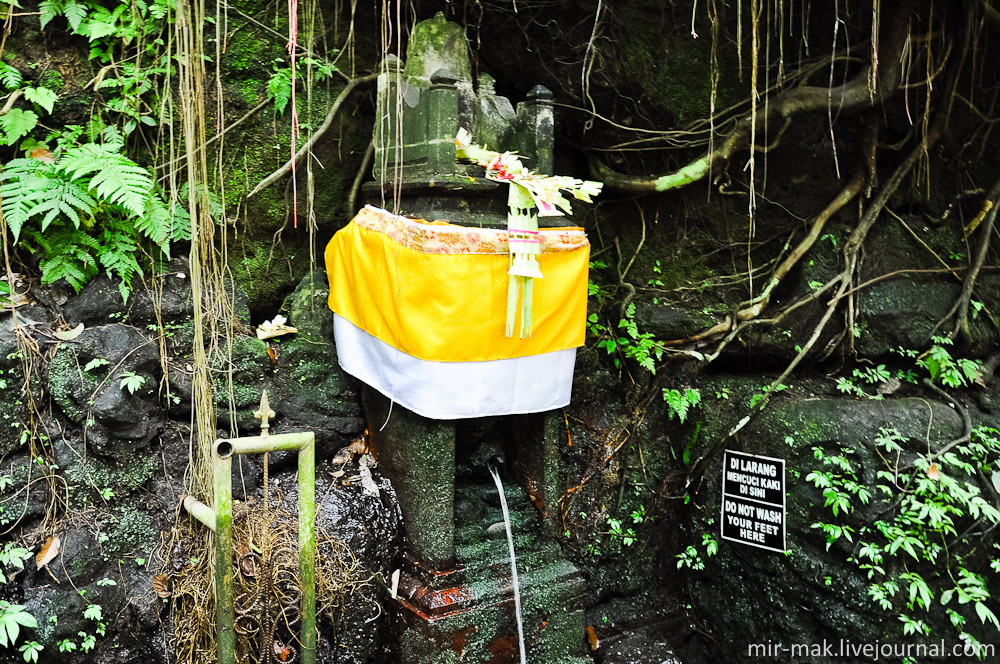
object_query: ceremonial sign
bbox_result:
[720,450,786,553]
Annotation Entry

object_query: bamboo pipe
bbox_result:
[183,416,316,664]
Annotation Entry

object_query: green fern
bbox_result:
[0,62,21,90]
[0,159,52,240]
[30,177,96,231]
[99,221,143,302]
[137,196,190,253]
[267,67,293,116]
[27,224,101,292]
[663,388,702,424]
[0,109,39,146]
[58,143,151,218]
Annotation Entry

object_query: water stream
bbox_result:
[489,465,528,664]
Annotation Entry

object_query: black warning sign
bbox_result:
[720,450,786,553]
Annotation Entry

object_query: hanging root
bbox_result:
[934,177,1000,345]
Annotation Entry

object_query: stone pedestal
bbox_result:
[356,12,590,662]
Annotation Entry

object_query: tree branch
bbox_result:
[589,0,917,194]
[247,74,377,198]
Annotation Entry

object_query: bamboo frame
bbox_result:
[183,430,316,664]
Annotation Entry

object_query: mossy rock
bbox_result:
[0,333,31,456]
[63,452,158,508]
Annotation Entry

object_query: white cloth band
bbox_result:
[334,314,577,420]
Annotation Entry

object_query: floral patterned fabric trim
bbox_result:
[353,205,588,255]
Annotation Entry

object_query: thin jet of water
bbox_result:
[489,465,527,664]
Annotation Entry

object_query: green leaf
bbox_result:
[63,0,87,32]
[39,0,62,30]
[0,109,39,146]
[119,372,146,394]
[0,158,52,241]
[25,177,96,230]
[83,358,109,373]
[0,62,22,90]
[975,601,1000,629]
[267,68,293,115]
[58,144,152,218]
[23,88,58,115]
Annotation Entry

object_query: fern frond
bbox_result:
[63,0,87,32]
[90,161,151,217]
[136,195,171,246]
[100,224,142,302]
[0,159,54,241]
[27,178,96,230]
[57,144,152,218]
[57,143,110,179]
[28,225,101,292]
[0,62,22,90]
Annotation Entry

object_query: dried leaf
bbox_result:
[236,544,256,578]
[29,147,55,164]
[152,574,171,598]
[927,463,940,481]
[266,345,278,368]
[52,323,84,341]
[36,536,60,569]
[585,625,599,651]
[273,640,291,661]
[330,447,353,465]
[348,437,368,454]
[330,470,345,478]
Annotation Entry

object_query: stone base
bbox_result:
[390,479,590,664]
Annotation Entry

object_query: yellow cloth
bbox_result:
[326,206,589,363]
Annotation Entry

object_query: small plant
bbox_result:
[83,358,109,373]
[676,533,718,570]
[83,604,102,622]
[588,260,609,305]
[918,337,979,388]
[0,601,37,649]
[606,516,636,547]
[19,640,43,663]
[647,260,664,287]
[808,425,1000,642]
[835,364,890,399]
[0,544,32,584]
[663,387,701,424]
[118,371,146,394]
[588,303,668,374]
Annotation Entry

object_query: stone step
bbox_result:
[454,506,537,542]
[461,558,586,610]
[457,541,565,582]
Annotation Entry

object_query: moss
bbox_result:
[48,345,94,424]
[231,241,306,313]
[212,335,271,411]
[616,5,731,126]
[0,458,31,527]
[38,68,65,93]
[103,505,156,560]
[403,12,472,82]
[65,453,157,508]
[225,29,285,76]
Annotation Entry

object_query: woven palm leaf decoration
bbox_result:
[455,128,602,337]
